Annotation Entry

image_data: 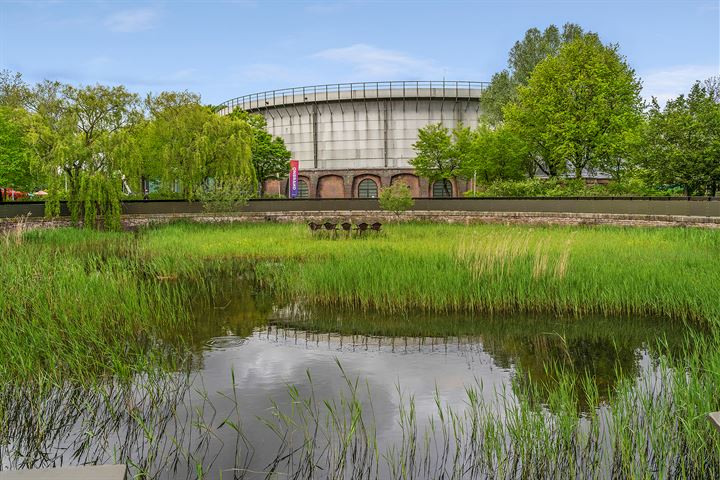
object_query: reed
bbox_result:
[143,222,720,324]
[0,227,217,382]
[1,347,718,479]
[1,222,719,478]
[2,221,718,382]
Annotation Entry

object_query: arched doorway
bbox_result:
[432,180,453,198]
[357,178,379,198]
[296,179,309,198]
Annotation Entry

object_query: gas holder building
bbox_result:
[218,81,487,199]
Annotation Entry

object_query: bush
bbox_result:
[200,178,255,213]
[379,182,415,215]
[466,177,682,197]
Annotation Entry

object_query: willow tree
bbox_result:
[134,92,256,200]
[0,106,41,192]
[23,81,142,227]
[228,110,291,196]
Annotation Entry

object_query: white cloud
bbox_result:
[313,44,443,79]
[640,64,720,105]
[105,8,158,33]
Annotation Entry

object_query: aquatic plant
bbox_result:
[143,222,720,324]
[1,222,719,479]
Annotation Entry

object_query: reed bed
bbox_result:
[2,221,718,381]
[0,228,224,382]
[143,222,720,324]
[1,222,719,478]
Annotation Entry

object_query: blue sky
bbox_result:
[1,0,718,105]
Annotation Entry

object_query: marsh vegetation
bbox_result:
[0,222,718,478]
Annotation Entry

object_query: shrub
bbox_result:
[200,178,255,213]
[379,181,415,215]
[466,177,682,197]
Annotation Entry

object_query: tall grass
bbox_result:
[1,222,719,478]
[2,221,718,382]
[0,228,228,382]
[143,222,720,324]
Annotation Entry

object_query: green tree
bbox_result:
[134,92,257,199]
[410,123,467,196]
[480,23,586,124]
[0,106,41,192]
[22,82,143,227]
[0,70,30,109]
[379,181,415,216]
[638,79,720,195]
[229,110,291,196]
[461,124,528,188]
[505,34,643,179]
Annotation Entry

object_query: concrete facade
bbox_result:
[219,82,486,198]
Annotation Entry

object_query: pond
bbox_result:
[1,276,690,479]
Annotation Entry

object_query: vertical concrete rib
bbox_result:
[383,100,389,168]
[312,104,318,169]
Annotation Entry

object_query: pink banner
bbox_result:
[289,160,299,198]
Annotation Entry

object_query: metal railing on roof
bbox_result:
[218,80,489,113]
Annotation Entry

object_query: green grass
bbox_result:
[1,221,719,477]
[143,222,720,323]
[0,228,212,382]
[2,221,719,382]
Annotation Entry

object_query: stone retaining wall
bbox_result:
[2,210,719,234]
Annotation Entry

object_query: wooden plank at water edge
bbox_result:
[0,465,127,480]
[709,412,720,433]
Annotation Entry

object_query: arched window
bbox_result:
[297,179,309,198]
[432,180,453,198]
[357,179,378,198]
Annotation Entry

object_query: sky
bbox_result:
[1,0,719,106]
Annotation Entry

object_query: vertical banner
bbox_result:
[289,160,299,198]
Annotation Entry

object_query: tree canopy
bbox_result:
[637,80,720,195]
[479,23,587,124]
[0,72,260,228]
[133,93,256,199]
[411,122,529,193]
[410,123,465,195]
[228,110,291,195]
[0,106,40,192]
[504,34,643,179]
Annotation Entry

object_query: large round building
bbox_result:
[219,81,486,198]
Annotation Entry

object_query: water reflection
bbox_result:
[1,277,689,478]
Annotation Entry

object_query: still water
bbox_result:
[1,279,685,478]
